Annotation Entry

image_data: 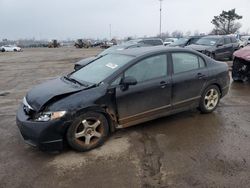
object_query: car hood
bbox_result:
[186,44,211,51]
[234,46,250,61]
[26,77,86,112]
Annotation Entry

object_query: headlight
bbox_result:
[35,111,66,122]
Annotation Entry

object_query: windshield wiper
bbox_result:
[63,76,88,87]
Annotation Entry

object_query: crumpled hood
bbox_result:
[26,77,86,111]
[234,46,250,61]
[186,44,212,51]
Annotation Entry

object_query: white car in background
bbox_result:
[164,38,178,46]
[1,45,22,52]
[239,36,250,48]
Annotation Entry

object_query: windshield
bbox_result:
[70,54,133,84]
[195,38,219,46]
[171,38,188,45]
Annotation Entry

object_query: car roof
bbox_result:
[203,35,236,39]
[111,46,196,57]
[203,35,224,39]
[188,36,203,38]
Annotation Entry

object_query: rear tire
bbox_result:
[67,112,109,152]
[199,85,220,113]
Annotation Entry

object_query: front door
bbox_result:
[115,54,171,126]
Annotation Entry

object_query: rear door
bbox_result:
[170,52,208,110]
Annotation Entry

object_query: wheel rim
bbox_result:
[74,118,104,146]
[204,88,219,110]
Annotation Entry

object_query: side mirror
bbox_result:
[216,43,223,47]
[120,76,137,91]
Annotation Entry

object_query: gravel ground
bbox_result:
[0,47,250,188]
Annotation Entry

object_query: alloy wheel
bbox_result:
[204,88,219,110]
[74,118,104,146]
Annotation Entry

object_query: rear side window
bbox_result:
[231,37,237,43]
[172,53,205,74]
[199,57,206,68]
[224,37,231,44]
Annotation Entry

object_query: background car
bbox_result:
[239,36,250,47]
[16,46,230,152]
[168,36,203,47]
[100,41,114,49]
[186,35,239,60]
[1,45,22,52]
[163,38,178,46]
[74,38,164,70]
[238,39,247,48]
[135,38,164,46]
[232,45,250,82]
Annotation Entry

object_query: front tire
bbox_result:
[199,85,220,113]
[67,112,109,152]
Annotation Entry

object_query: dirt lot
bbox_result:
[0,47,250,188]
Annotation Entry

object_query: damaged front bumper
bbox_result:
[16,104,72,151]
[232,58,250,81]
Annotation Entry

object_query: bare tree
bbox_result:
[211,9,242,35]
[185,31,191,37]
[157,32,170,39]
[171,30,183,38]
[193,30,200,36]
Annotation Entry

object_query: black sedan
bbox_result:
[186,35,239,60]
[16,46,230,152]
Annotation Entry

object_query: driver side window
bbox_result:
[218,39,224,45]
[124,54,167,83]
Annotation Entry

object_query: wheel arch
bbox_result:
[205,83,222,96]
[73,106,116,133]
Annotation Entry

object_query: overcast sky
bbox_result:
[0,0,249,40]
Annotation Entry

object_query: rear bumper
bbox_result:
[16,104,72,151]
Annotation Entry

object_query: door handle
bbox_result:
[160,81,169,88]
[197,73,206,79]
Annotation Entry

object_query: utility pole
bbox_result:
[109,24,112,40]
[159,0,163,38]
